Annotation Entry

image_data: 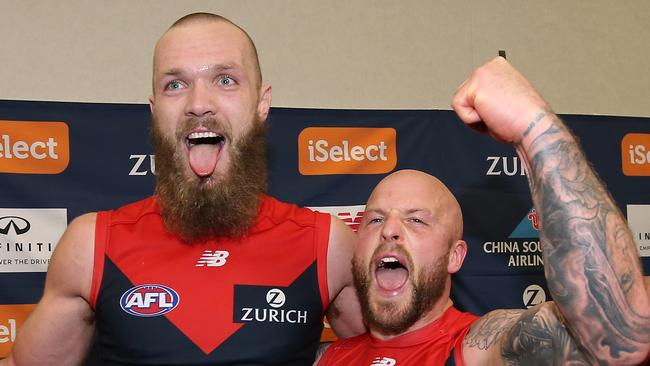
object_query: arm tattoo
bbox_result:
[521,110,549,140]
[502,303,591,365]
[465,309,522,350]
[512,116,650,364]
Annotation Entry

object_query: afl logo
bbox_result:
[120,284,180,317]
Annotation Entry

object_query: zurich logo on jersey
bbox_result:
[120,284,180,317]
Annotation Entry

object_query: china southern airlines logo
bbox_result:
[371,357,396,366]
[0,216,31,235]
[509,208,540,238]
[195,250,229,267]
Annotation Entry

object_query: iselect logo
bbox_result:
[0,120,69,174]
[0,304,36,357]
[621,133,650,176]
[298,127,397,175]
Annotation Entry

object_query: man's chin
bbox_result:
[368,298,414,333]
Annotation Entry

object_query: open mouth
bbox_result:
[187,131,225,146]
[375,255,410,293]
[186,131,226,177]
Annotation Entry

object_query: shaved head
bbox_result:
[153,12,263,91]
[367,169,464,243]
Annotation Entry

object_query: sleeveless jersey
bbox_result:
[317,306,479,366]
[90,195,331,365]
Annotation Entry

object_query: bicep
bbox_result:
[8,214,97,365]
[325,216,365,338]
[463,303,591,366]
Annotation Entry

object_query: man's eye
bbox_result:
[218,75,235,86]
[409,218,425,224]
[368,217,383,224]
[166,80,183,90]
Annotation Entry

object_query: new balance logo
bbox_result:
[195,250,229,267]
[371,357,396,366]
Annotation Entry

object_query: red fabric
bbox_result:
[90,195,331,354]
[319,306,478,365]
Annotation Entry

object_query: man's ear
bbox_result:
[148,95,155,114]
[257,84,272,121]
[447,240,468,274]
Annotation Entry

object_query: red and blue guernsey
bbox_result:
[317,307,479,366]
[90,195,332,365]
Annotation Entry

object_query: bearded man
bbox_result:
[316,58,650,365]
[1,13,363,366]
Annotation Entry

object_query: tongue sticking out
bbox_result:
[376,267,409,292]
[189,144,221,177]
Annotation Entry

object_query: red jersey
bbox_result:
[318,306,478,366]
[90,195,331,365]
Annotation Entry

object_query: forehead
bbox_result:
[366,174,445,213]
[154,21,254,74]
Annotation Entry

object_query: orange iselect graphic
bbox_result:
[0,304,36,356]
[298,127,397,175]
[621,133,650,176]
[0,120,69,174]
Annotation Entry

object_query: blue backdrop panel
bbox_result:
[0,100,648,342]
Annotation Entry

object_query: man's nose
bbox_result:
[380,216,402,242]
[185,81,217,117]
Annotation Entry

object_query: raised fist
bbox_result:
[451,57,552,145]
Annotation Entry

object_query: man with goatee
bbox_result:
[1,13,363,366]
[316,58,650,365]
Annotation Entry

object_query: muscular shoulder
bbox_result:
[463,302,590,365]
[59,213,96,256]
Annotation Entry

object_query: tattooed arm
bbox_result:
[464,303,593,365]
[453,57,650,365]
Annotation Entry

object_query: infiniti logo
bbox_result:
[0,216,31,235]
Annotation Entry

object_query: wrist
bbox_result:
[515,108,561,152]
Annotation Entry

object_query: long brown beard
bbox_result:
[352,248,448,335]
[151,116,268,243]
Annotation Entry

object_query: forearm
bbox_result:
[517,111,650,364]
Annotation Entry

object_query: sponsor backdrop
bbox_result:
[1,100,649,360]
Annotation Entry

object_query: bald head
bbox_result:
[367,170,464,242]
[152,12,263,91]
